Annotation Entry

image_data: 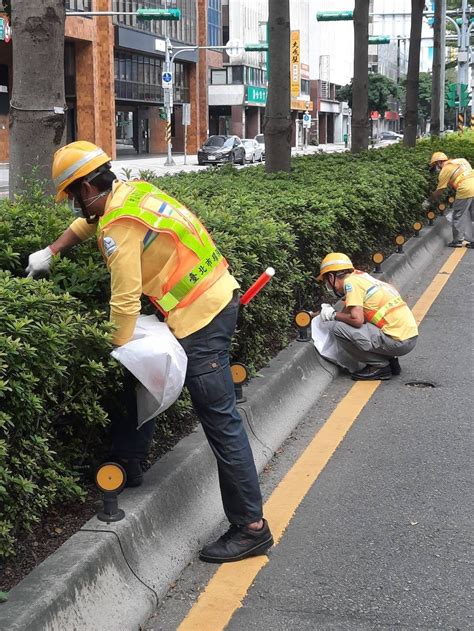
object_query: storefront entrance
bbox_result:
[115,105,151,155]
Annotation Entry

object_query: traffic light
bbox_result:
[460,84,471,108]
[136,8,181,20]
[446,83,458,108]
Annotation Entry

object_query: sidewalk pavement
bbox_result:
[0,144,347,196]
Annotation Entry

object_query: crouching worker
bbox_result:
[316,253,418,381]
[26,141,273,564]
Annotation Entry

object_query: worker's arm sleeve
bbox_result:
[435,169,450,192]
[69,218,98,241]
[103,224,143,346]
[344,278,365,308]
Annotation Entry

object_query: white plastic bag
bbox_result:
[311,315,364,373]
[111,315,188,428]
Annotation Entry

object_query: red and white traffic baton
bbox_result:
[240,267,275,306]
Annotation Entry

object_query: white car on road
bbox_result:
[242,139,263,163]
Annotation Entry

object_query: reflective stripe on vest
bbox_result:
[366,295,405,328]
[351,271,406,329]
[447,160,471,190]
[98,181,225,311]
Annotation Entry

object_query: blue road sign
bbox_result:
[162,72,173,88]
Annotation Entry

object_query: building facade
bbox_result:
[208,0,313,143]
[0,0,215,161]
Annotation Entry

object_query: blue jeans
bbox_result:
[111,291,263,526]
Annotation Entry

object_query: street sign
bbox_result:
[303,113,311,129]
[369,36,390,45]
[182,103,191,126]
[316,11,353,21]
[225,39,244,58]
[162,71,173,89]
[136,8,181,21]
[164,88,173,109]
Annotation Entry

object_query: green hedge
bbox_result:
[0,134,472,562]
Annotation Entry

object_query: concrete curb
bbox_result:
[0,217,452,631]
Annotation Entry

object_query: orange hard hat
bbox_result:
[429,151,448,166]
[317,252,354,281]
[52,141,111,202]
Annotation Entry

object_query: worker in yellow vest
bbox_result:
[428,152,474,248]
[316,253,418,381]
[26,141,273,564]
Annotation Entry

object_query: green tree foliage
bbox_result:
[337,73,400,117]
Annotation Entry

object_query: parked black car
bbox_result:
[197,135,246,166]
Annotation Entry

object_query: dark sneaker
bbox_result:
[447,240,463,248]
[465,242,474,249]
[389,357,401,376]
[351,364,392,381]
[108,457,144,488]
[199,519,273,563]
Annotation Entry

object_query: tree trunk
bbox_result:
[430,0,442,135]
[351,0,369,153]
[404,0,424,147]
[9,0,66,199]
[264,0,291,173]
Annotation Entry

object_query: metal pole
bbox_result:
[470,22,474,119]
[440,0,446,133]
[164,0,175,166]
[455,0,468,131]
[184,124,188,165]
[396,36,401,133]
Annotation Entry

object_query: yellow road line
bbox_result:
[177,248,466,631]
[411,247,466,324]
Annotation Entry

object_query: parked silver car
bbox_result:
[242,139,263,163]
[254,134,265,159]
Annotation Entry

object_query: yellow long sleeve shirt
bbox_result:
[436,158,474,199]
[69,182,239,345]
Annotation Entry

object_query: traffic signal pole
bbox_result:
[457,0,469,130]
[163,0,175,167]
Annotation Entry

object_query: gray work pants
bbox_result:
[452,197,473,242]
[325,321,418,368]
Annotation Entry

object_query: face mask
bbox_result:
[326,275,345,299]
[68,197,86,219]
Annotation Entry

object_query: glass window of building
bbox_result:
[112,0,197,46]
[115,50,188,103]
[65,0,92,10]
[208,0,222,47]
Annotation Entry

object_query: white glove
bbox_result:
[25,246,54,278]
[422,200,431,211]
[320,303,337,322]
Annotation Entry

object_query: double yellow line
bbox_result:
[178,247,466,631]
